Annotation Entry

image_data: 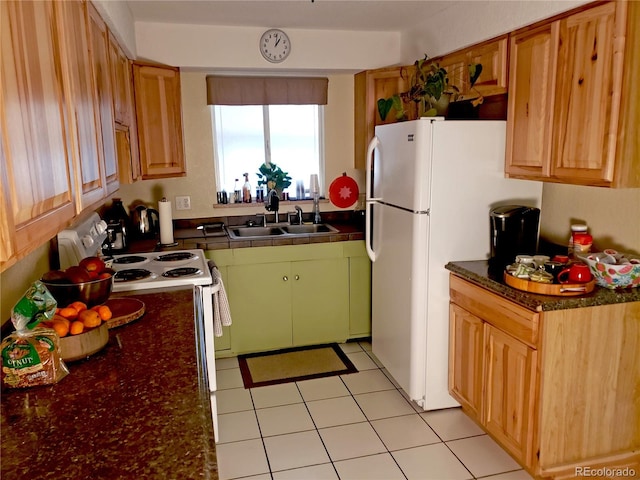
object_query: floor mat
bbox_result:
[237,343,358,389]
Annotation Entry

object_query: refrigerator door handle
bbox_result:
[365,136,380,262]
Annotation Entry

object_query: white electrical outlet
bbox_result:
[175,195,191,210]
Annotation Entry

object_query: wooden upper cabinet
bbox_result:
[87,3,119,194]
[56,0,107,210]
[506,0,640,187]
[354,65,413,169]
[132,62,186,179]
[437,35,508,100]
[108,32,141,183]
[0,0,76,269]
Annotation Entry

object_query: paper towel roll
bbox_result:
[158,198,174,245]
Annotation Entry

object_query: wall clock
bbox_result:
[260,29,291,63]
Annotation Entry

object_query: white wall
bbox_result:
[401,0,591,62]
[135,22,400,72]
[93,0,137,57]
[115,72,357,219]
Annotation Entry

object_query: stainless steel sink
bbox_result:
[281,224,339,235]
[228,226,285,238]
[227,223,339,239]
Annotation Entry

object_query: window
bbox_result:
[212,104,324,200]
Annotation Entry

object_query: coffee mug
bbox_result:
[543,261,564,282]
[557,263,592,284]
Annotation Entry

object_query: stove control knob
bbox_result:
[95,220,108,234]
[81,235,95,248]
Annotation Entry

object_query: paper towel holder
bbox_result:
[158,197,178,248]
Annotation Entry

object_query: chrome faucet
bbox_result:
[312,193,321,224]
[265,188,280,223]
[294,206,303,225]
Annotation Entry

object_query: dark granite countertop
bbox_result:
[1,289,218,479]
[446,260,640,312]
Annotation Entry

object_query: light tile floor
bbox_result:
[214,341,534,480]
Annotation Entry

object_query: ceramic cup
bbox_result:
[557,263,592,284]
[543,261,565,282]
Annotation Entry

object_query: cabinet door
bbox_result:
[354,65,413,169]
[484,323,537,468]
[448,304,484,419]
[505,23,558,179]
[132,63,186,179]
[227,262,292,354]
[56,0,106,209]
[87,3,118,195]
[349,255,371,338]
[551,2,621,185]
[291,258,349,346]
[1,0,76,267]
[108,34,140,184]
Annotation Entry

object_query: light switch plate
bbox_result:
[175,195,191,210]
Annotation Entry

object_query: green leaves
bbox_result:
[256,162,292,190]
[377,98,393,121]
[468,64,483,88]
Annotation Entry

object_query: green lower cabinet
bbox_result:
[291,258,349,346]
[208,241,370,355]
[349,255,372,338]
[227,262,293,354]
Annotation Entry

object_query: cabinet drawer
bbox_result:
[449,275,539,348]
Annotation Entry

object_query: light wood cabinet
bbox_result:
[437,36,508,100]
[354,65,413,169]
[87,3,119,195]
[132,62,186,179]
[56,0,107,211]
[449,274,640,478]
[448,304,483,419]
[0,0,76,268]
[483,323,537,465]
[506,0,640,187]
[108,34,140,184]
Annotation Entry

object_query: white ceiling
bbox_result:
[125,0,454,34]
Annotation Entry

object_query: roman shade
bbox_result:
[206,75,328,105]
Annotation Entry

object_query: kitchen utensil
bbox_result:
[557,263,592,284]
[59,323,109,362]
[543,261,564,282]
[328,173,359,208]
[489,205,540,270]
[504,272,596,296]
[41,272,114,308]
[130,204,160,239]
[579,252,640,289]
[103,298,146,328]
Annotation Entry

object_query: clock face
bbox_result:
[260,29,291,63]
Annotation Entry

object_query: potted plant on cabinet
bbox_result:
[377,55,483,121]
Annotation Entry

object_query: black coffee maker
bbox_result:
[489,205,540,271]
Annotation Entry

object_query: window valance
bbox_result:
[206,75,328,105]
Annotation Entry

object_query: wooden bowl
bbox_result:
[59,323,109,362]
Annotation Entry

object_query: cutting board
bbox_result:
[104,298,146,328]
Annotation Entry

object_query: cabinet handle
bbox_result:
[295,275,300,280]
[283,276,288,281]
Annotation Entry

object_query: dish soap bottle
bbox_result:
[242,173,252,203]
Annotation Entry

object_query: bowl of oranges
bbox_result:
[41,300,114,362]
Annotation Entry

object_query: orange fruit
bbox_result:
[69,321,85,335]
[51,320,70,338]
[78,309,102,328]
[96,305,112,321]
[58,307,79,320]
[69,301,87,313]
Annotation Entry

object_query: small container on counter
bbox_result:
[568,224,588,259]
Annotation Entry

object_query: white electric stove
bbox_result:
[56,212,220,442]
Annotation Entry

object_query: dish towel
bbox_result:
[208,261,232,337]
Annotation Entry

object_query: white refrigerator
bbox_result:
[365,118,542,410]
